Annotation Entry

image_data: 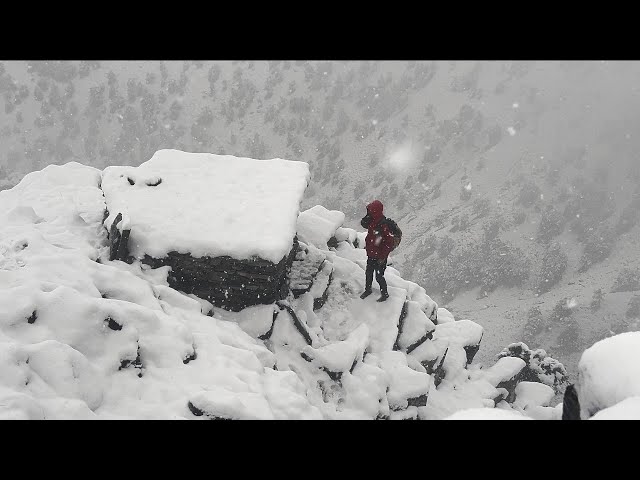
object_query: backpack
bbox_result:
[381,217,402,250]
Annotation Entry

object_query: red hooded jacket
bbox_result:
[363,200,395,260]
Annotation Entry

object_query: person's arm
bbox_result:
[382,224,396,250]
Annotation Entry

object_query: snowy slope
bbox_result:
[0,160,578,420]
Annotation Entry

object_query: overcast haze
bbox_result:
[2,60,639,378]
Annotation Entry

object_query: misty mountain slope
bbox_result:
[2,60,640,381]
[0,159,580,419]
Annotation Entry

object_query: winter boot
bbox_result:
[360,289,372,299]
[377,291,389,302]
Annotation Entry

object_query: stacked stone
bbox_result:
[141,238,300,312]
[107,212,132,262]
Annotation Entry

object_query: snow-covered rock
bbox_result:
[296,205,345,250]
[0,157,578,420]
[577,331,640,419]
[101,149,310,263]
[513,381,555,409]
[590,396,640,420]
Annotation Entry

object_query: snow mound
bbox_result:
[445,407,532,420]
[484,357,526,386]
[513,381,555,409]
[577,331,640,418]
[301,323,369,373]
[296,205,345,249]
[432,320,484,349]
[101,149,310,263]
[590,396,640,420]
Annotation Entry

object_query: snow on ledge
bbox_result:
[101,150,310,263]
[296,205,345,249]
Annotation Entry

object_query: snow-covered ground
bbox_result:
[1,158,637,419]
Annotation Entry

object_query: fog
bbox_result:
[1,60,639,373]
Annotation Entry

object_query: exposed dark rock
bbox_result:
[183,346,197,364]
[301,351,343,382]
[277,301,313,345]
[327,236,339,249]
[142,237,299,312]
[127,177,135,185]
[492,392,506,405]
[313,271,333,311]
[257,309,279,341]
[463,332,483,364]
[105,317,122,331]
[119,344,143,377]
[421,357,439,375]
[188,401,204,416]
[187,401,235,420]
[107,212,132,262]
[27,310,37,324]
[393,301,410,351]
[562,384,581,420]
[116,229,130,261]
[406,330,434,355]
[146,178,162,186]
[496,370,527,403]
[289,244,326,298]
[349,358,358,374]
[407,394,428,408]
[432,348,449,387]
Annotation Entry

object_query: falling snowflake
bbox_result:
[464,182,472,191]
[512,102,519,108]
[372,119,378,125]
[567,298,578,309]
[507,127,516,136]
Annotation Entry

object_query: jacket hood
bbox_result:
[367,200,384,222]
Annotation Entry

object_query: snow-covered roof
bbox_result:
[101,150,310,263]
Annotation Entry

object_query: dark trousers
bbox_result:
[365,258,388,294]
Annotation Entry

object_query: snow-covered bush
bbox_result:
[590,288,605,311]
[517,181,541,208]
[536,206,564,243]
[612,268,640,293]
[496,342,568,393]
[537,242,568,294]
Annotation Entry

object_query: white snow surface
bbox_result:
[513,381,555,409]
[101,149,310,263]
[296,205,345,249]
[0,162,321,419]
[590,396,640,420]
[0,160,582,420]
[577,331,640,418]
[445,407,532,420]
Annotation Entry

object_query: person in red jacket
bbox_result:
[359,200,396,302]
